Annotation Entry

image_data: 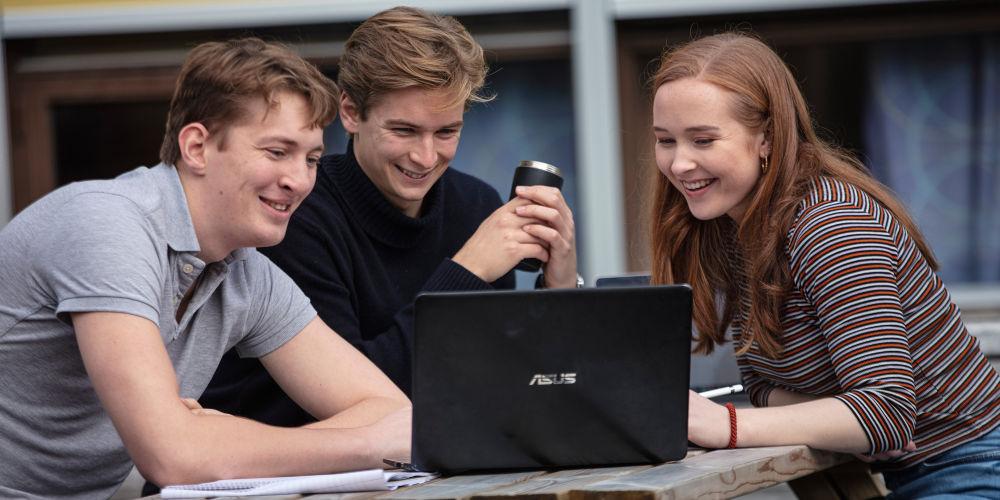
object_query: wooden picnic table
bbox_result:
[145,445,886,499]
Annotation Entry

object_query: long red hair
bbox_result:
[648,33,937,358]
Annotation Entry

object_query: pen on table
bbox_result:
[698,384,744,399]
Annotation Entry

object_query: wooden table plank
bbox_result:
[466,450,706,500]
[142,448,863,500]
[467,465,651,500]
[567,446,850,500]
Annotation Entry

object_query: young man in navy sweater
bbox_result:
[202,6,579,425]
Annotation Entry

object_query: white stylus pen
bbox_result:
[698,384,744,399]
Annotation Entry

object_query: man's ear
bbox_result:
[339,91,362,134]
[177,123,211,176]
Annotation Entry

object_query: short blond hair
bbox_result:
[338,6,492,119]
[160,38,339,165]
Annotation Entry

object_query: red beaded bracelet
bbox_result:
[725,402,738,449]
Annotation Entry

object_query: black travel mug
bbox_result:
[509,160,564,272]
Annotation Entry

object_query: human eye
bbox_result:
[655,137,676,147]
[437,128,458,139]
[693,137,716,147]
[392,127,415,136]
[265,148,288,159]
[306,155,321,168]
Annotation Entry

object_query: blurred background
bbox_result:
[1,0,998,287]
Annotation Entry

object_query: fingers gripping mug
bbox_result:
[508,160,564,272]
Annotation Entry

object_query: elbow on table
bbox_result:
[836,384,917,453]
[876,416,916,453]
[133,445,230,487]
[866,396,918,453]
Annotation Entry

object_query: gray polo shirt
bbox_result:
[0,164,316,499]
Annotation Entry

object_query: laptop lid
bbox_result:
[594,274,651,288]
[595,275,742,391]
[411,286,691,473]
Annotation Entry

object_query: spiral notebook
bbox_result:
[160,469,437,498]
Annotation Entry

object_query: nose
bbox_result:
[668,148,697,177]
[409,135,438,170]
[279,158,315,195]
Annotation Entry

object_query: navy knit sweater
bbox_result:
[199,143,514,426]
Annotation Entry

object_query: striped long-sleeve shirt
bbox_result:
[733,176,999,470]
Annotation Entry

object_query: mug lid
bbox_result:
[518,160,562,178]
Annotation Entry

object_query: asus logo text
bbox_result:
[528,373,577,385]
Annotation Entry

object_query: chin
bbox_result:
[687,206,724,221]
[255,229,288,249]
[396,188,431,204]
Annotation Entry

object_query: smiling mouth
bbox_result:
[395,164,431,180]
[681,179,716,191]
[261,198,290,212]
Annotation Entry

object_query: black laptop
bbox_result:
[411,285,692,472]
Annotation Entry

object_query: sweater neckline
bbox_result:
[328,141,445,248]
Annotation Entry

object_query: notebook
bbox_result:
[160,469,437,498]
[411,285,692,472]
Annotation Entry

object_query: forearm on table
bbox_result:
[140,412,377,486]
[736,397,871,453]
[305,396,408,429]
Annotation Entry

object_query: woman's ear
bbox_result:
[758,129,771,159]
[759,120,772,159]
[339,91,362,134]
[177,123,211,175]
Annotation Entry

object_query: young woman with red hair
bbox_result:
[649,32,999,497]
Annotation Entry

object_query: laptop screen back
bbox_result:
[412,286,691,472]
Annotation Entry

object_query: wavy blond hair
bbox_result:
[337,6,492,118]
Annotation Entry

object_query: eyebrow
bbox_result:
[652,125,721,133]
[260,136,324,154]
[384,119,464,130]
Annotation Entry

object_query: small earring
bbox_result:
[761,156,769,173]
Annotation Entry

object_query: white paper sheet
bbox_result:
[160,468,437,498]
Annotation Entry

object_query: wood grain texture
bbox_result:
[566,446,849,500]
[469,465,651,500]
[143,448,864,500]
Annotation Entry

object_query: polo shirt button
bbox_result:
[182,264,194,274]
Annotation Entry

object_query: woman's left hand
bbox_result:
[687,390,733,449]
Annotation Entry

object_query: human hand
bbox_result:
[364,406,412,465]
[453,197,548,282]
[686,390,732,449]
[855,440,917,462]
[181,398,230,417]
[511,185,577,288]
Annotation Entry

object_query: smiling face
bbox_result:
[652,78,769,223]
[194,91,324,260]
[341,87,464,218]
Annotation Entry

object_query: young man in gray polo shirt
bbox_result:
[0,38,410,499]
